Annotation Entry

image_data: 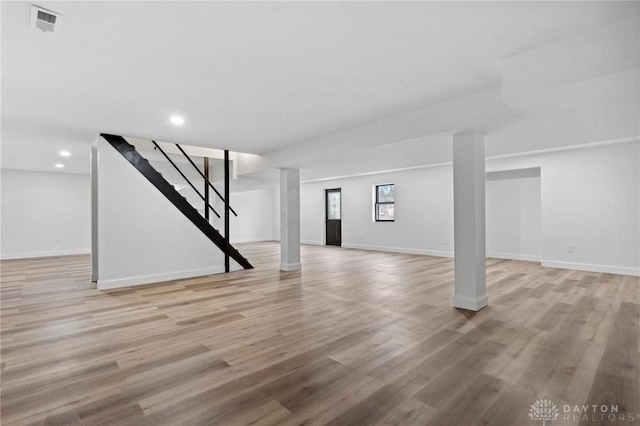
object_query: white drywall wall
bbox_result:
[486,170,542,261]
[1,169,91,259]
[300,166,455,257]
[543,142,638,273]
[488,140,639,275]
[271,187,280,241]
[96,138,232,289]
[208,188,277,243]
[298,140,639,275]
[3,139,637,278]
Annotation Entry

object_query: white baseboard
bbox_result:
[487,252,541,262]
[280,262,301,271]
[453,294,489,311]
[97,266,226,290]
[264,239,323,245]
[1,249,90,260]
[341,243,454,258]
[541,260,640,277]
[231,237,278,244]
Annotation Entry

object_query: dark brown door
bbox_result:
[326,188,341,246]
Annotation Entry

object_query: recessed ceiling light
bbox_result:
[170,116,185,126]
[55,163,64,168]
[59,150,70,157]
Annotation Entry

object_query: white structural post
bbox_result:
[280,168,301,271]
[90,140,99,284]
[452,132,488,311]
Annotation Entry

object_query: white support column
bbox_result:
[90,140,99,284]
[452,132,487,311]
[280,168,301,271]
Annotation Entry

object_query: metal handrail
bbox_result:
[174,144,238,217]
[151,140,221,219]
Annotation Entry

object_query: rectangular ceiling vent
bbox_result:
[30,5,63,33]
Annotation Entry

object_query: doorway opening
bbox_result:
[325,188,341,246]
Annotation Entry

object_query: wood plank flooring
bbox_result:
[1,242,639,425]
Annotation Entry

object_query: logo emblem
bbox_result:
[529,399,560,425]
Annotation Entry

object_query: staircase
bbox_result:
[100,133,253,270]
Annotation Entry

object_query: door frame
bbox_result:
[325,188,342,246]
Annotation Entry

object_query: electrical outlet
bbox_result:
[568,245,574,253]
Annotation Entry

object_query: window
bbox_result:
[375,184,395,221]
[327,189,341,220]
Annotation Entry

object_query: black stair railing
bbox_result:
[151,140,221,219]
[174,143,238,217]
[100,133,253,270]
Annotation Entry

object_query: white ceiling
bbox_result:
[2,1,639,181]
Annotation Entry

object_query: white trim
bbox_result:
[302,161,451,184]
[487,136,639,161]
[301,137,639,184]
[541,260,640,277]
[487,252,541,262]
[0,167,90,176]
[280,262,301,271]
[301,240,323,246]
[342,243,453,258]
[1,249,90,260]
[97,266,226,290]
[453,294,488,311]
[231,237,277,244]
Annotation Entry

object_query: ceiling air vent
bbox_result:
[30,5,63,33]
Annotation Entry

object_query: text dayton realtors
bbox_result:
[563,405,636,423]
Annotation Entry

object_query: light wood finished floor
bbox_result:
[1,242,639,425]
